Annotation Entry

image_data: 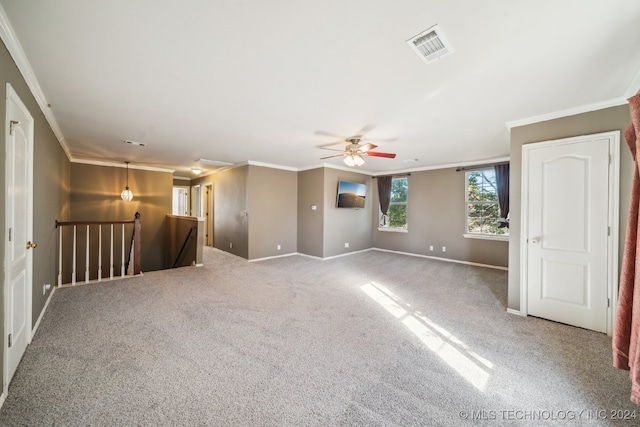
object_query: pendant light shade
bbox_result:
[121,161,133,201]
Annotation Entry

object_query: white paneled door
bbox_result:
[523,132,618,333]
[4,84,34,386]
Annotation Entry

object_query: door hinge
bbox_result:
[8,333,12,348]
[608,226,611,236]
[8,227,11,242]
[608,298,611,308]
[9,120,19,135]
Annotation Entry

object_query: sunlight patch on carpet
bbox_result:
[361,282,492,392]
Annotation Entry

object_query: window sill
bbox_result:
[378,227,408,233]
[463,233,509,242]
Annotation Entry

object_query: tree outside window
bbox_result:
[466,170,508,236]
[381,177,408,229]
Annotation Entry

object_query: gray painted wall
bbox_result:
[372,168,509,267]
[297,168,324,257]
[508,105,632,310]
[248,166,298,260]
[213,165,249,258]
[0,39,70,385]
[323,168,373,258]
[70,163,173,273]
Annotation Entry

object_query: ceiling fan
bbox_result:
[320,136,396,167]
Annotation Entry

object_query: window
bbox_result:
[465,169,508,237]
[380,176,408,230]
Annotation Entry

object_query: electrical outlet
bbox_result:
[277,244,281,250]
[429,245,433,251]
[43,283,51,295]
[229,242,233,249]
[442,246,446,252]
[344,243,349,248]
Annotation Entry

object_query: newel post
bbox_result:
[134,212,141,275]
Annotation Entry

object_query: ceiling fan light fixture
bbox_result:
[344,154,365,167]
[191,168,202,175]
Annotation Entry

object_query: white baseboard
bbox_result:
[0,391,6,411]
[248,252,299,262]
[506,308,526,317]
[372,248,508,271]
[32,286,55,341]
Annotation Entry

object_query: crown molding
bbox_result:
[0,3,71,160]
[71,158,175,173]
[505,97,628,130]
[247,160,298,172]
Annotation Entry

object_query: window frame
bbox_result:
[378,176,408,232]
[464,169,509,240]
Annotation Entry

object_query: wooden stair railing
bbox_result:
[55,212,141,286]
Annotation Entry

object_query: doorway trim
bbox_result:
[3,83,34,396]
[520,131,620,335]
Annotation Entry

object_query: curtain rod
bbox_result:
[373,173,411,178]
[456,161,509,172]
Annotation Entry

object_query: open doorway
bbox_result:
[172,186,189,216]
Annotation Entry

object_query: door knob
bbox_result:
[530,237,540,244]
[26,241,37,249]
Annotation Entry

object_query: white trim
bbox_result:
[608,132,620,337]
[173,176,191,181]
[506,308,526,317]
[0,4,70,160]
[371,156,511,176]
[247,160,298,172]
[463,233,509,242]
[377,227,408,233]
[372,248,508,271]
[31,286,55,340]
[252,248,509,271]
[506,98,628,130]
[248,252,299,262]
[0,391,6,411]
[520,131,620,335]
[71,158,175,173]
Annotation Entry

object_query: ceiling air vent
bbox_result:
[406,24,453,64]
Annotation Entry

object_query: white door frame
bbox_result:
[520,131,620,336]
[3,83,34,394]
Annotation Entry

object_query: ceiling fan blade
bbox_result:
[363,137,397,143]
[320,146,347,152]
[315,130,348,139]
[359,143,378,152]
[366,151,396,159]
[353,124,375,138]
[320,154,345,159]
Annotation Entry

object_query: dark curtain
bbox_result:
[614,93,640,406]
[377,176,392,225]
[494,164,510,228]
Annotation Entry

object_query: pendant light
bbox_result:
[121,161,133,201]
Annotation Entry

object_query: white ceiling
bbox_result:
[1,1,640,176]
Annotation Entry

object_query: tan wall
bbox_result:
[372,168,509,267]
[213,166,249,258]
[165,215,202,268]
[0,39,71,383]
[248,166,298,259]
[323,168,373,257]
[297,168,325,257]
[70,163,173,273]
[508,104,632,310]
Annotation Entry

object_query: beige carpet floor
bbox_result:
[0,247,636,426]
